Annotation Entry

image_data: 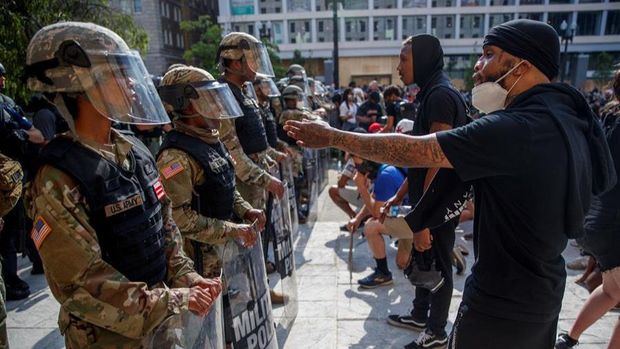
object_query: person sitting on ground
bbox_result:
[356,91,384,131]
[328,156,362,225]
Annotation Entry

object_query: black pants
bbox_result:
[449,304,558,349]
[411,221,457,336]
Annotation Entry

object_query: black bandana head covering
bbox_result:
[410,34,444,89]
[483,19,560,81]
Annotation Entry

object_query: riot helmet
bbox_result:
[216,32,275,78]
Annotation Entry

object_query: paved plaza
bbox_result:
[7,168,617,348]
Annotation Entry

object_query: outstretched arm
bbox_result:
[284,120,452,169]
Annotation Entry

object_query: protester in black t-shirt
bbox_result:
[382,85,403,133]
[284,19,617,349]
[356,91,384,130]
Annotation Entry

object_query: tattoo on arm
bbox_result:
[331,131,452,168]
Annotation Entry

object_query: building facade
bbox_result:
[218,0,620,88]
[111,0,219,76]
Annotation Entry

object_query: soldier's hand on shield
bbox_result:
[284,119,334,148]
[189,286,215,316]
[234,224,258,248]
[267,176,285,199]
[244,209,266,231]
[193,276,223,304]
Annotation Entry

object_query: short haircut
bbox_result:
[383,85,402,99]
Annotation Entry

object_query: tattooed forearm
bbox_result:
[330,130,452,168]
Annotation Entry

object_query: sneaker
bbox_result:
[405,263,445,293]
[405,329,448,349]
[340,224,349,232]
[451,247,466,275]
[357,269,393,289]
[387,314,427,331]
[555,333,578,348]
[6,286,30,301]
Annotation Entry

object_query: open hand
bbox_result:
[284,119,334,148]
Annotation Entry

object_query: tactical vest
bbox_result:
[260,105,279,149]
[226,81,269,155]
[160,131,236,220]
[40,136,167,286]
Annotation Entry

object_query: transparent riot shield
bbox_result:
[149,292,225,349]
[222,239,278,349]
[303,149,319,220]
[268,184,298,339]
[279,158,299,241]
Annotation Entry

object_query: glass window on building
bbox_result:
[461,0,485,6]
[317,19,334,42]
[271,22,283,44]
[403,0,427,6]
[518,13,543,21]
[289,20,311,44]
[231,0,256,15]
[519,0,543,4]
[287,0,311,12]
[343,0,368,9]
[489,13,514,28]
[607,11,620,35]
[547,12,574,33]
[260,0,283,13]
[431,15,455,38]
[489,0,515,5]
[431,0,455,6]
[579,0,602,3]
[374,17,397,40]
[460,14,485,38]
[134,0,142,12]
[232,22,256,36]
[375,0,397,8]
[402,16,428,39]
[549,0,574,4]
[315,0,332,10]
[345,17,369,41]
[576,11,602,35]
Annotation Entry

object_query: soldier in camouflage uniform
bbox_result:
[216,32,287,303]
[156,65,264,278]
[23,22,221,348]
[215,32,285,211]
[0,152,23,348]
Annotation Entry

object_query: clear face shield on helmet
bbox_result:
[257,76,281,98]
[158,80,243,119]
[218,40,275,78]
[243,81,259,103]
[67,47,171,125]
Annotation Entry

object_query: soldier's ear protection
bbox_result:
[157,84,199,112]
[25,40,91,85]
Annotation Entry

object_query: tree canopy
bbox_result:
[0,0,148,104]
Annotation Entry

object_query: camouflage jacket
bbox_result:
[0,152,23,217]
[157,122,253,246]
[27,130,201,347]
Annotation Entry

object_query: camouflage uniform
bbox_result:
[27,130,201,349]
[0,152,23,349]
[157,122,253,278]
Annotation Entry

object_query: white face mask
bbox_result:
[472,61,524,114]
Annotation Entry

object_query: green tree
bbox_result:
[0,0,148,104]
[463,54,478,91]
[180,15,222,74]
[592,51,614,88]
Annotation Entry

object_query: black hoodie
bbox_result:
[436,83,616,323]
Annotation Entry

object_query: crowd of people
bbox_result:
[0,16,618,349]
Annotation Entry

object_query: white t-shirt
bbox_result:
[339,102,358,124]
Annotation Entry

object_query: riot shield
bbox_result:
[302,149,319,220]
[268,184,298,338]
[280,158,299,238]
[222,239,278,349]
[149,292,225,349]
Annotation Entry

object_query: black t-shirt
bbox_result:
[356,101,384,130]
[436,112,570,323]
[408,86,468,203]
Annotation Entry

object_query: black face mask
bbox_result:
[355,160,380,180]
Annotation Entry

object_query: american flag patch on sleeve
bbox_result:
[162,161,184,179]
[153,179,166,201]
[31,216,52,249]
